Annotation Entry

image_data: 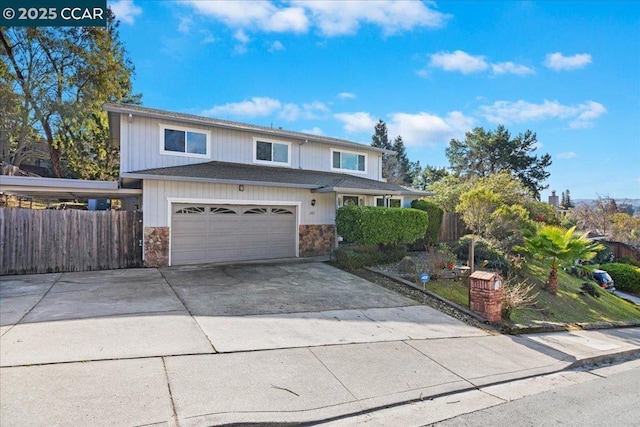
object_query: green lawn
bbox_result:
[424,260,640,326]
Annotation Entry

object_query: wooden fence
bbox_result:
[439,212,468,243]
[606,240,640,264]
[0,208,142,275]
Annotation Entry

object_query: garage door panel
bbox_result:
[171,204,297,266]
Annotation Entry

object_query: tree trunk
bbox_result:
[42,119,62,178]
[547,265,558,295]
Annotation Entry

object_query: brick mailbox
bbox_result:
[469,270,503,324]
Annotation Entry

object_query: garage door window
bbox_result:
[176,206,206,214]
[211,207,237,214]
[244,207,268,215]
[272,208,294,215]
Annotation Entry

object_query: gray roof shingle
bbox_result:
[123,161,416,195]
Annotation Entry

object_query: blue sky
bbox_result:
[108,0,640,200]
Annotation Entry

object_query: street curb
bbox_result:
[194,350,640,427]
[566,348,640,370]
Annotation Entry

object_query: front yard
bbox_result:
[365,253,640,330]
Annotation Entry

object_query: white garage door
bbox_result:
[171,204,297,265]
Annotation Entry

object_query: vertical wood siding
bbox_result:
[120,115,383,180]
[142,180,336,227]
[0,208,143,275]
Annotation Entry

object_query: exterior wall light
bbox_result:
[311,199,316,206]
[239,185,244,192]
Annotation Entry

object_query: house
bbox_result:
[103,103,426,267]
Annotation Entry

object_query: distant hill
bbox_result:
[573,198,640,209]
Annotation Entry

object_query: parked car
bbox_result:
[592,269,615,292]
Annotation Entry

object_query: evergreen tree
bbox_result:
[561,189,575,209]
[371,120,396,182]
[445,125,551,199]
[371,119,391,150]
[392,135,411,184]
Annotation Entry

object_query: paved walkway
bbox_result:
[1,263,639,426]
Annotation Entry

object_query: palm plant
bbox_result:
[524,225,603,295]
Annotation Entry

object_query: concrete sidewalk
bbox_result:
[1,328,638,426]
[1,266,639,426]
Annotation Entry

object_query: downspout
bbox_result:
[298,139,307,169]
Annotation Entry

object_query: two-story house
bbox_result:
[104,103,425,267]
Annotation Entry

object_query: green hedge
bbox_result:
[333,246,407,270]
[410,199,443,248]
[601,263,640,295]
[336,206,428,246]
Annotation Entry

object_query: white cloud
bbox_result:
[234,29,250,44]
[203,97,329,121]
[491,61,535,76]
[429,50,488,74]
[178,16,192,34]
[301,126,324,136]
[334,112,376,133]
[544,52,592,71]
[337,92,357,100]
[387,111,475,147]
[183,1,448,37]
[233,29,250,54]
[279,101,330,121]
[478,99,606,128]
[184,1,309,33]
[297,0,449,36]
[569,101,607,128]
[109,0,142,24]
[556,152,578,159]
[268,40,285,52]
[203,97,282,117]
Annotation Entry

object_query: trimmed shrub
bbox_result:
[336,206,428,246]
[333,246,407,270]
[601,263,640,295]
[410,199,443,249]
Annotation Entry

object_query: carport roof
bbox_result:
[122,161,428,196]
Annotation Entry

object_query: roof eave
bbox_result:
[103,103,391,155]
[312,186,402,195]
[121,172,320,190]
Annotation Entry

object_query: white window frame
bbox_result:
[253,137,292,167]
[160,124,210,159]
[375,196,403,208]
[331,149,367,174]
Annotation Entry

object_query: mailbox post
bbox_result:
[469,270,503,324]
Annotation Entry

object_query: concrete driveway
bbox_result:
[3,262,639,426]
[0,261,486,366]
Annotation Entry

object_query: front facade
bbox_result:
[104,103,425,267]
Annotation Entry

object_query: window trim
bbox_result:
[375,196,403,208]
[253,137,292,167]
[160,124,210,158]
[330,149,367,174]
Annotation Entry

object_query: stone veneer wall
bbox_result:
[144,226,169,267]
[299,224,335,257]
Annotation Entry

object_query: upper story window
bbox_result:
[161,124,209,158]
[331,149,366,173]
[253,138,291,166]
